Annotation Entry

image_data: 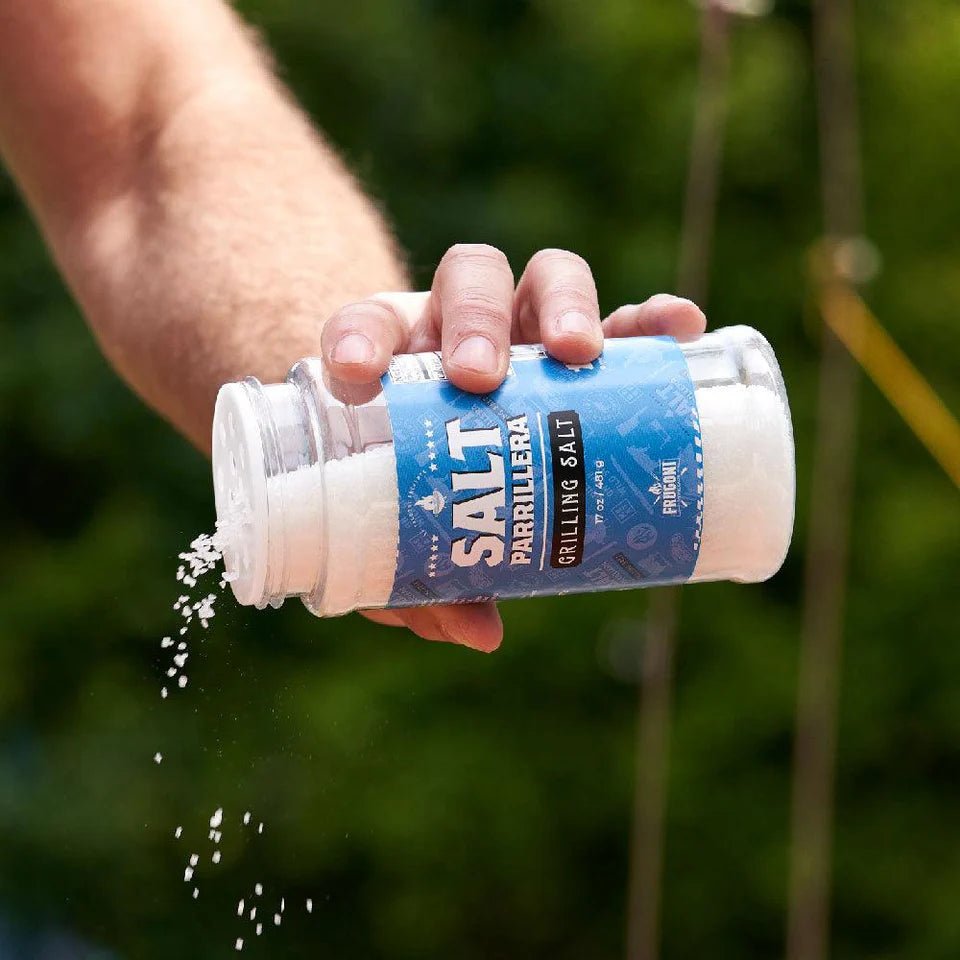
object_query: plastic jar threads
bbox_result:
[211,326,795,616]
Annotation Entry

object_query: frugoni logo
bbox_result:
[648,458,686,517]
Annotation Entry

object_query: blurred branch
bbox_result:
[787,0,864,958]
[814,253,960,488]
[626,5,732,960]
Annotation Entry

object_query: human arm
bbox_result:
[0,0,706,652]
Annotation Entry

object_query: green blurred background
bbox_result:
[0,1,958,958]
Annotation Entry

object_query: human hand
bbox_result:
[319,244,706,653]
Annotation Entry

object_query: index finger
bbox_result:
[433,244,515,393]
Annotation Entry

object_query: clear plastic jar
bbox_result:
[212,325,794,616]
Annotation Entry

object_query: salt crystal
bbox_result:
[184,866,194,882]
[179,627,188,635]
[256,924,262,936]
[257,822,263,835]
[178,676,188,688]
[193,887,199,899]
[254,883,262,896]
[166,667,177,678]
[280,897,284,912]
[249,907,257,920]
[237,899,245,917]
[235,938,243,951]
[153,752,162,764]
[177,641,187,650]
[209,808,223,829]
[174,826,182,839]
[243,811,251,825]
[212,851,221,864]
[189,853,198,866]
[173,653,188,668]
[306,898,313,913]
[274,913,281,926]
[212,830,222,843]
[161,687,168,699]
[161,637,173,648]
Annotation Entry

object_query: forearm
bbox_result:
[0,0,406,451]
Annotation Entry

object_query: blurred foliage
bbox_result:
[0,0,958,958]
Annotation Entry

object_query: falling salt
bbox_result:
[174,826,182,839]
[306,898,313,913]
[249,907,256,920]
[178,675,188,688]
[212,851,221,864]
[243,811,251,825]
[273,914,281,926]
[256,924,263,936]
[254,883,263,896]
[153,752,162,764]
[237,899,245,917]
[161,637,173,648]
[210,808,223,829]
[189,854,199,867]
[184,866,194,882]
[257,822,263,835]
[235,938,243,951]
[161,687,168,699]
[193,887,199,899]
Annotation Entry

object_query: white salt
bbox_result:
[274,914,281,926]
[249,907,256,920]
[235,938,243,951]
[193,887,199,899]
[210,808,223,829]
[174,826,182,839]
[256,924,262,936]
[161,687,168,699]
[254,883,263,896]
[212,851,221,864]
[161,637,173,648]
[257,823,263,835]
[237,899,245,917]
[184,866,194,882]
[153,753,162,764]
[189,854,198,867]
[178,676,188,688]
[306,898,313,913]
[243,811,251,825]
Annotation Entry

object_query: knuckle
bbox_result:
[441,242,512,274]
[528,247,590,276]
[448,287,510,333]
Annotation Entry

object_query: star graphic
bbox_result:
[432,535,439,543]
[426,440,435,449]
[424,419,433,428]
[428,572,436,578]
[426,430,434,438]
[429,463,438,471]
[428,451,436,460]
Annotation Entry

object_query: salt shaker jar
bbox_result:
[212,326,795,616]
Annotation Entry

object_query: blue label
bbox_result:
[381,337,702,606]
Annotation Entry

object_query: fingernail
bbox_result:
[332,333,375,365]
[556,311,596,338]
[450,336,498,373]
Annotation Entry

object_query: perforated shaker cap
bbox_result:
[211,382,271,606]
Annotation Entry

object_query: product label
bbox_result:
[381,337,702,606]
